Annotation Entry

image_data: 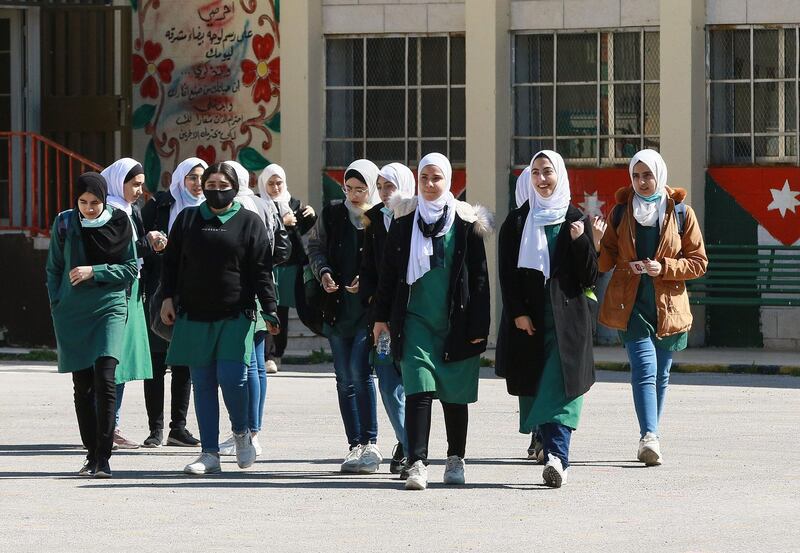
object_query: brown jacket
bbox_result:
[598,186,708,337]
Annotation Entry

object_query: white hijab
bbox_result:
[378,162,416,230]
[101,157,140,217]
[258,163,292,217]
[515,166,531,208]
[343,159,379,228]
[168,157,207,232]
[407,153,457,286]
[225,160,266,227]
[517,150,571,280]
[629,149,668,229]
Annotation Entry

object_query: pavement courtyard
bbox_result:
[0,361,798,552]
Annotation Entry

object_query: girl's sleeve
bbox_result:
[45,216,65,305]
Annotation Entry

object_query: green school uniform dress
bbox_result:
[400,226,480,404]
[274,264,298,307]
[166,202,256,368]
[618,223,688,351]
[46,208,138,374]
[519,223,584,433]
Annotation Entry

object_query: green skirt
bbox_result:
[115,279,153,384]
[166,313,255,368]
[275,264,299,308]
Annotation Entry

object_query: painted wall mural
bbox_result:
[131,0,280,192]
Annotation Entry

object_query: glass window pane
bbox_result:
[366,38,406,86]
[557,138,596,160]
[450,88,465,137]
[514,85,553,137]
[709,136,751,165]
[600,84,609,134]
[785,81,797,132]
[614,32,640,81]
[0,19,9,51]
[755,136,781,158]
[785,29,796,78]
[787,136,797,157]
[557,33,597,82]
[407,89,418,138]
[614,83,641,135]
[556,84,596,136]
[644,137,660,151]
[753,29,779,79]
[421,89,447,137]
[710,83,751,134]
[366,89,405,138]
[515,139,551,166]
[421,37,447,85]
[325,141,363,168]
[449,139,466,164]
[0,95,10,131]
[644,32,659,80]
[644,83,659,136]
[613,137,641,159]
[450,36,465,85]
[515,34,554,83]
[326,90,363,138]
[709,30,750,80]
[366,141,406,166]
[326,38,363,86]
[408,38,418,86]
[753,81,779,133]
[0,53,9,94]
[421,140,447,157]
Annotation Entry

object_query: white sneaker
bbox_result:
[234,431,256,468]
[404,460,428,490]
[340,445,364,473]
[219,434,236,456]
[252,434,263,457]
[184,452,221,475]
[266,360,278,374]
[359,443,383,474]
[443,455,466,485]
[637,432,663,466]
[542,453,568,488]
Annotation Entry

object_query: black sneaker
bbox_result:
[399,463,410,480]
[78,458,95,477]
[142,430,163,448]
[389,442,405,474]
[167,428,201,447]
[94,460,112,479]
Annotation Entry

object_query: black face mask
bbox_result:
[204,188,237,210]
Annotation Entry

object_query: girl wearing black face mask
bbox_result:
[159,162,280,476]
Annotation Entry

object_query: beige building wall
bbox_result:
[322,1,465,34]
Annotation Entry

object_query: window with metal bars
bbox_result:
[324,35,465,169]
[707,26,798,165]
[512,30,660,167]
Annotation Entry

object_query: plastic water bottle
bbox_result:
[376,331,391,360]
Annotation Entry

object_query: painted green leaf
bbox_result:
[132,104,156,129]
[239,147,271,172]
[266,112,281,133]
[130,0,138,11]
[144,139,161,193]
[275,0,280,22]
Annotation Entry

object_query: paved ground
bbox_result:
[1,361,798,552]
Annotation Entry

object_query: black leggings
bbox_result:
[72,356,117,463]
[143,351,191,432]
[405,392,469,465]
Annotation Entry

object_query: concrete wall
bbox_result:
[322,0,465,34]
[707,0,800,24]
[510,0,659,30]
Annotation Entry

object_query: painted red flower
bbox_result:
[241,34,280,104]
[132,41,175,99]
[196,145,217,165]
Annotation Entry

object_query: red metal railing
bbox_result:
[0,131,102,236]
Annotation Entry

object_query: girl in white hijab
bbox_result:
[377,162,416,230]
[629,149,668,229]
[257,164,292,217]
[515,166,532,209]
[168,157,207,232]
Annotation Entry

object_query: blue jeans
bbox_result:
[190,359,249,453]
[328,329,378,447]
[246,331,268,433]
[625,336,673,437]
[540,422,572,468]
[114,383,125,427]
[374,359,407,452]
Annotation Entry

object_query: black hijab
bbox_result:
[74,172,133,266]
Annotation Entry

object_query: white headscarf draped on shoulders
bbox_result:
[629,148,668,229]
[101,157,141,216]
[257,163,292,217]
[515,166,531,208]
[407,152,457,286]
[517,150,571,280]
[168,157,207,232]
[225,160,267,227]
[378,162,416,230]
[343,159,379,228]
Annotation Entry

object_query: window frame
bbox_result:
[323,33,466,170]
[511,28,661,168]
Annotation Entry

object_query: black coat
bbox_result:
[139,191,174,351]
[373,200,491,363]
[359,203,390,321]
[495,203,598,399]
[284,196,317,267]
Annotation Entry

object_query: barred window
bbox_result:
[512,30,660,167]
[707,27,798,165]
[324,35,466,169]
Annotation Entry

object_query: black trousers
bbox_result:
[143,351,191,432]
[72,356,117,464]
[265,305,290,360]
[405,392,469,465]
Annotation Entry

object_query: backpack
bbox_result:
[56,210,73,251]
[610,201,686,236]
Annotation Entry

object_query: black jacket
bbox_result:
[495,203,598,399]
[359,203,390,321]
[284,197,317,267]
[372,198,492,363]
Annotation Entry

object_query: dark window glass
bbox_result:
[366,38,406,86]
[514,86,553,137]
[450,36,465,85]
[366,89,405,138]
[326,38,363,86]
[515,34,554,83]
[421,37,447,85]
[326,89,363,139]
[557,33,597,82]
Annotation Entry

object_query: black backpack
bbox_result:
[610,201,686,236]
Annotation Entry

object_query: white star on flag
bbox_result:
[579,191,605,217]
[767,180,800,218]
